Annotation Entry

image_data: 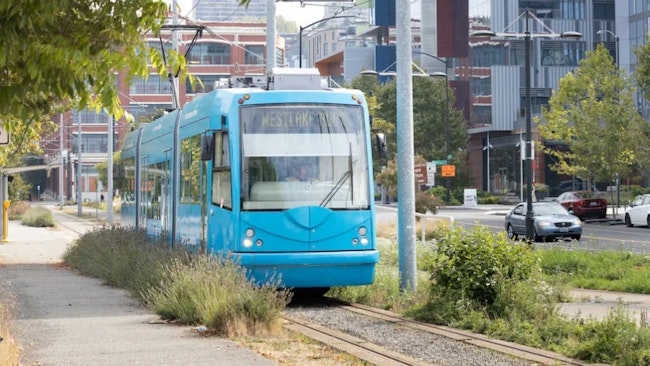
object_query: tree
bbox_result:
[634,37,650,97]
[276,15,298,34]
[0,1,172,121]
[538,44,649,188]
[0,1,184,166]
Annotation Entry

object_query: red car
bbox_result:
[556,191,607,219]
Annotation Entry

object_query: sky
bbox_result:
[276,0,491,27]
[170,0,491,28]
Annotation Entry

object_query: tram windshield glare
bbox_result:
[240,104,370,210]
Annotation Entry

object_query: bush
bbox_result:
[415,191,443,215]
[20,207,54,227]
[423,225,540,317]
[7,201,30,220]
[63,226,290,336]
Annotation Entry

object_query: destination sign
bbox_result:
[241,105,363,134]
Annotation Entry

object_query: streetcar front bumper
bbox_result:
[237,250,380,288]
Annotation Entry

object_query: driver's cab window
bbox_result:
[211,131,232,209]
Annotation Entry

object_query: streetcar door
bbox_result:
[200,134,214,254]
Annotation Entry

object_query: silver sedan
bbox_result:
[505,201,582,242]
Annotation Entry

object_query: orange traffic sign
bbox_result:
[441,164,456,177]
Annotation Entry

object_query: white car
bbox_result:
[624,194,650,227]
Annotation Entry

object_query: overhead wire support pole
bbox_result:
[524,11,534,241]
[396,0,416,291]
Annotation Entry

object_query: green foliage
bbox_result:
[565,305,650,365]
[7,174,32,202]
[424,226,540,316]
[20,207,54,227]
[539,44,650,186]
[63,226,290,336]
[0,1,171,121]
[538,249,650,293]
[276,14,298,33]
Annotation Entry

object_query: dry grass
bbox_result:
[235,328,369,366]
[0,285,21,366]
[376,217,450,241]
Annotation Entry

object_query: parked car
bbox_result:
[556,191,607,219]
[624,194,650,227]
[504,201,582,242]
[550,179,600,197]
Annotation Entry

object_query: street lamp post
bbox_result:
[429,70,451,202]
[299,15,354,68]
[597,29,619,67]
[77,117,82,217]
[471,9,582,241]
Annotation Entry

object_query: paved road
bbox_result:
[0,208,276,366]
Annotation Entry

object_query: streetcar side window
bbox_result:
[212,132,232,209]
[180,135,202,204]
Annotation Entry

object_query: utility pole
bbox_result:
[396,0,416,291]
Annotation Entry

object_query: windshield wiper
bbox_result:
[320,170,351,207]
[320,143,353,207]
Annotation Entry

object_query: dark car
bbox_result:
[505,201,582,242]
[556,191,607,219]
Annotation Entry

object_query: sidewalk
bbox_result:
[0,208,276,366]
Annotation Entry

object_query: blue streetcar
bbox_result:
[119,68,380,290]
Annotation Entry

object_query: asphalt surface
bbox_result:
[0,207,276,366]
[2,203,650,365]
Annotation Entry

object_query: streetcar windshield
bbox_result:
[240,104,370,210]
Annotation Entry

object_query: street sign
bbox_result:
[441,164,456,177]
[426,162,435,186]
[414,162,427,184]
[432,159,447,165]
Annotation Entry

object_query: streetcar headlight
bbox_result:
[357,226,367,236]
[256,239,263,247]
[352,238,359,245]
[243,238,253,248]
[360,237,369,246]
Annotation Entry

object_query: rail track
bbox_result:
[284,297,590,366]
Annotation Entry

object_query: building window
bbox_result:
[74,108,110,124]
[74,134,108,154]
[129,75,172,94]
[245,45,265,65]
[188,43,231,65]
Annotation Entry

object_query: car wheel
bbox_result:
[647,215,650,228]
[625,214,633,227]
[506,224,518,240]
[572,235,581,241]
[533,228,542,243]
